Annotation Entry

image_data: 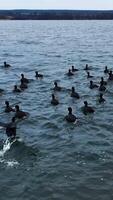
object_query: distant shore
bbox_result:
[0,10,113,20]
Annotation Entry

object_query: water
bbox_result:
[0,20,113,200]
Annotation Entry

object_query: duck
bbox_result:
[53,81,62,91]
[51,94,59,105]
[4,61,11,68]
[20,79,28,90]
[5,117,16,138]
[35,71,43,78]
[99,82,106,91]
[98,93,105,103]
[71,65,78,72]
[89,80,98,89]
[82,101,95,115]
[67,69,74,76]
[14,105,27,119]
[65,107,77,122]
[21,73,29,83]
[87,72,93,78]
[13,85,21,93]
[100,77,107,85]
[70,87,80,99]
[108,70,113,81]
[4,101,15,113]
[104,66,109,74]
[84,64,90,70]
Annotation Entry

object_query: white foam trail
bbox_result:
[6,160,19,167]
[0,139,19,167]
[0,138,11,157]
[0,138,19,157]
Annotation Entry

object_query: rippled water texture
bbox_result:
[0,20,113,200]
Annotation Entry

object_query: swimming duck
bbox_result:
[20,79,28,90]
[99,82,106,91]
[13,85,21,93]
[87,72,93,78]
[21,74,29,83]
[104,66,109,74]
[100,77,107,85]
[70,87,80,99]
[108,70,113,80]
[35,71,43,78]
[82,101,95,115]
[53,81,62,91]
[89,80,98,89]
[4,61,11,68]
[6,117,16,138]
[15,105,27,119]
[98,93,105,103]
[51,94,59,105]
[67,69,74,76]
[5,101,15,113]
[65,107,77,122]
[71,65,78,72]
[84,64,90,70]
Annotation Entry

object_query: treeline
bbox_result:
[0,10,113,20]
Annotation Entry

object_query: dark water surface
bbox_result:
[0,20,113,200]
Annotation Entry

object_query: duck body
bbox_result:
[65,107,77,123]
[67,69,74,76]
[51,94,59,105]
[89,81,98,89]
[71,91,80,99]
[82,101,95,115]
[98,94,105,103]
[87,72,93,78]
[99,84,106,91]
[65,114,77,122]
[72,66,79,72]
[35,71,43,78]
[71,87,80,99]
[4,62,11,68]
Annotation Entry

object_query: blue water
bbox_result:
[0,20,113,200]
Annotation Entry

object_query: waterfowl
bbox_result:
[6,117,16,138]
[99,82,106,91]
[65,107,77,122]
[21,73,29,83]
[4,61,11,68]
[100,77,107,85]
[35,71,43,78]
[13,85,21,93]
[89,80,98,89]
[5,101,15,113]
[98,93,105,103]
[108,71,113,81]
[53,81,62,91]
[70,87,80,99]
[84,64,90,70]
[82,101,95,115]
[51,94,59,105]
[20,79,28,90]
[104,66,109,74]
[15,105,27,119]
[67,69,74,76]
[87,72,93,78]
[71,65,78,72]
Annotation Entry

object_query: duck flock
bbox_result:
[0,61,112,140]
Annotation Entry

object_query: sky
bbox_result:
[0,0,113,10]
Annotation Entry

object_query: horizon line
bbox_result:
[0,9,113,11]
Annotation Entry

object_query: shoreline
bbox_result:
[0,10,113,20]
